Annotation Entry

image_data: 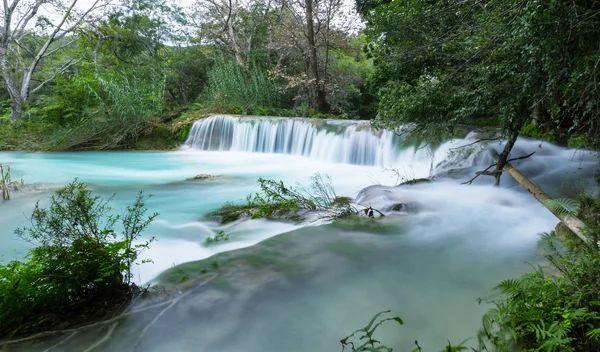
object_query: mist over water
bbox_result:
[0,116,598,351]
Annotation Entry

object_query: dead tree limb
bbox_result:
[449,137,501,150]
[462,152,536,185]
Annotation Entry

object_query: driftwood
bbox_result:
[488,149,589,243]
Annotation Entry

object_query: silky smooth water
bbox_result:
[0,116,598,351]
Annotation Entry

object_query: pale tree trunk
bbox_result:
[226,0,245,67]
[0,0,103,122]
[10,98,22,122]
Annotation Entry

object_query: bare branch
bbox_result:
[29,58,78,95]
[449,136,501,150]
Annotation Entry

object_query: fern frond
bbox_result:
[545,198,580,215]
[494,278,523,298]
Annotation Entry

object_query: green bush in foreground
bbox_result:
[0,180,157,337]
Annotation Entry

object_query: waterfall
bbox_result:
[183,115,403,166]
[181,115,505,178]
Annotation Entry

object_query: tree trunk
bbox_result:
[227,17,245,67]
[10,98,23,122]
[304,0,328,113]
[490,149,589,243]
[493,123,524,186]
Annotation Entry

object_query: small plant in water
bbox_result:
[341,310,469,352]
[341,310,403,351]
[205,230,230,244]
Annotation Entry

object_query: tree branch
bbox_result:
[449,136,501,150]
[462,151,536,185]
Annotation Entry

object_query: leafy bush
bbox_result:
[0,180,157,337]
[520,124,556,142]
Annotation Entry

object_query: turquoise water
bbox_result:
[0,126,596,350]
[0,150,417,283]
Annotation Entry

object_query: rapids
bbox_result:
[0,115,598,351]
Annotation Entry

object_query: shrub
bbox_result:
[0,180,157,337]
[209,173,353,223]
[478,196,600,351]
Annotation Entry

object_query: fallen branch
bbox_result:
[462,163,497,185]
[462,152,536,185]
[489,150,589,243]
[359,205,385,218]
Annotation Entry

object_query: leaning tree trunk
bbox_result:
[490,149,589,243]
[493,123,525,186]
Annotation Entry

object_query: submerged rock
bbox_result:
[193,174,218,180]
[190,174,232,181]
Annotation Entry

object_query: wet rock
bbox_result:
[193,174,218,180]
[396,178,431,186]
[390,203,404,211]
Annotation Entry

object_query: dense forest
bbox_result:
[0,0,373,151]
[0,0,599,153]
[2,0,600,350]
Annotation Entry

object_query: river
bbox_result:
[0,115,597,351]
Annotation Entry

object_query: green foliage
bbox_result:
[205,230,230,244]
[545,198,581,216]
[478,195,600,352]
[360,0,600,146]
[209,173,352,223]
[520,124,556,142]
[341,311,468,352]
[48,68,166,150]
[200,58,280,113]
[0,180,157,337]
[341,310,403,352]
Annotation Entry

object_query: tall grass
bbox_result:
[51,69,166,150]
[201,58,280,112]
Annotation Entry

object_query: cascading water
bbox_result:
[183,115,399,166]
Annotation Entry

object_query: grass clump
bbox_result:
[209,173,354,223]
[0,180,157,338]
[200,58,280,114]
